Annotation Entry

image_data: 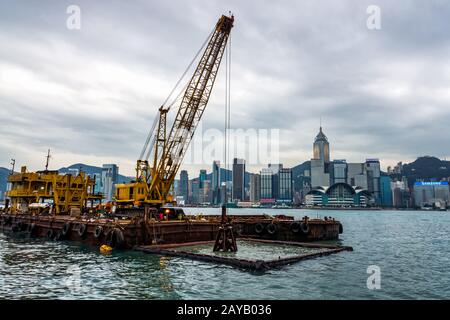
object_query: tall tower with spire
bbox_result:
[311,126,331,187]
[313,126,330,162]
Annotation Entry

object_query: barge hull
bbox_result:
[0,213,343,249]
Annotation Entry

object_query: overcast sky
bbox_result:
[1,0,449,177]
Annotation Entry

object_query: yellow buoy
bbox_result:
[100,244,113,254]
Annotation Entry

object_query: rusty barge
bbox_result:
[0,211,344,249]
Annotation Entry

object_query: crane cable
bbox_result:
[139,26,216,161]
[223,32,232,206]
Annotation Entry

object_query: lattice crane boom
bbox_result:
[148,14,234,204]
[114,14,234,207]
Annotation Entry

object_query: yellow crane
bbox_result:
[114,14,234,209]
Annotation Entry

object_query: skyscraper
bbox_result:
[313,127,330,162]
[278,168,293,203]
[268,164,282,199]
[199,169,207,189]
[331,160,347,184]
[249,173,261,203]
[212,161,221,205]
[311,127,331,187]
[260,168,273,199]
[365,159,381,204]
[190,178,200,204]
[101,164,118,202]
[178,170,189,204]
[380,175,393,207]
[232,158,245,202]
[347,163,368,189]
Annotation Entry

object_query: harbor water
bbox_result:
[0,209,449,299]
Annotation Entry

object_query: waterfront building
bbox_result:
[305,183,374,207]
[220,181,232,205]
[232,158,245,202]
[175,195,185,206]
[249,173,261,203]
[101,164,118,202]
[413,181,450,208]
[259,164,293,205]
[199,180,212,204]
[380,175,393,207]
[293,167,311,205]
[391,180,409,208]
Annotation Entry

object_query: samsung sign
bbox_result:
[414,181,449,186]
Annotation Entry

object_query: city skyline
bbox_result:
[2,123,447,179]
[1,1,450,177]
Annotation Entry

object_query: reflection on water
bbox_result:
[1,209,450,299]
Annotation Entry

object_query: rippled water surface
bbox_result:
[1,209,449,299]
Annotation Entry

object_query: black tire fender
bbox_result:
[94,226,103,238]
[107,228,125,248]
[266,223,277,235]
[46,229,54,240]
[77,223,87,238]
[290,222,301,233]
[300,222,310,234]
[28,223,36,235]
[62,222,72,236]
[254,223,264,234]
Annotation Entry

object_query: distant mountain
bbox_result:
[292,161,311,178]
[401,156,450,187]
[0,167,12,199]
[58,163,103,176]
[292,161,311,192]
[58,163,133,183]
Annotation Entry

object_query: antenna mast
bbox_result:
[10,159,15,175]
[45,149,51,171]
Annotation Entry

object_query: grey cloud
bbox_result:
[1,0,449,176]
